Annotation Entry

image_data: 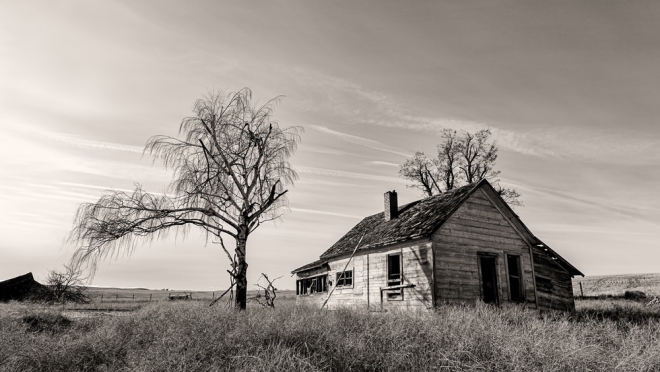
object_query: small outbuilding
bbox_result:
[292,179,583,311]
[0,272,48,302]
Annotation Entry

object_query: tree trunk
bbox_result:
[234,228,248,310]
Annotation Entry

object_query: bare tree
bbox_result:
[45,265,89,304]
[400,129,521,206]
[67,88,302,310]
[250,273,281,308]
[399,152,442,197]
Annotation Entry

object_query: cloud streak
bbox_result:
[290,207,362,219]
[56,182,175,198]
[288,67,552,157]
[368,160,401,167]
[297,166,408,184]
[21,128,144,153]
[501,178,660,228]
[311,125,412,156]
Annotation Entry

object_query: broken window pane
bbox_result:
[336,270,353,287]
[387,253,402,299]
[507,255,523,302]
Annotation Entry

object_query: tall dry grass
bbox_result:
[1,299,659,371]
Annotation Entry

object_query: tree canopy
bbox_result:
[399,129,521,206]
[67,88,302,309]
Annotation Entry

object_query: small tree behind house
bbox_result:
[67,88,301,310]
[400,129,521,206]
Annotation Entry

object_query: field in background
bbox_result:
[572,273,660,297]
[85,286,296,302]
[52,287,298,313]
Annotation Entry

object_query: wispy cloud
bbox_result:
[297,166,407,184]
[290,207,362,219]
[20,127,144,153]
[368,160,401,167]
[287,67,567,158]
[56,181,174,197]
[310,125,412,156]
[533,223,660,236]
[502,178,660,228]
[62,157,171,182]
[295,178,374,188]
[299,145,347,156]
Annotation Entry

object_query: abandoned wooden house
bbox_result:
[292,179,583,311]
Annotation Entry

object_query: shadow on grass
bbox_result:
[21,312,72,333]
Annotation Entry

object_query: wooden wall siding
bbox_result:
[532,245,575,311]
[323,254,367,310]
[364,241,434,311]
[432,189,536,306]
[301,239,434,310]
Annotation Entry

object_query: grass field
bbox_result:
[573,273,660,298]
[1,295,660,372]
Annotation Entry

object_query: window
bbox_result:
[507,255,524,302]
[336,270,353,287]
[387,253,403,299]
[296,274,328,295]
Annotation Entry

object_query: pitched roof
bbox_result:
[293,179,582,277]
[319,180,484,259]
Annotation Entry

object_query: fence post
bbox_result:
[132,294,135,301]
[212,292,215,299]
[579,282,584,298]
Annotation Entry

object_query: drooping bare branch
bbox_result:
[67,88,302,310]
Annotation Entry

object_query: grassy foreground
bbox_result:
[1,299,659,371]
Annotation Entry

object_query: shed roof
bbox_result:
[290,259,329,274]
[0,272,46,302]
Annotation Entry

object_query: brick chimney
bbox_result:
[384,190,398,221]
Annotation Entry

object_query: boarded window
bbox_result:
[535,276,554,294]
[336,270,353,287]
[507,255,524,302]
[296,274,328,295]
[387,253,403,299]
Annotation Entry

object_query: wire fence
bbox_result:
[85,292,227,303]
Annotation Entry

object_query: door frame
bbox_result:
[477,252,500,306]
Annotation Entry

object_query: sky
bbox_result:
[1,0,659,291]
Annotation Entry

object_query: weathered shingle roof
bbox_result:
[319,181,484,259]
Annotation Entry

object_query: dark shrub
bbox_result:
[624,291,647,300]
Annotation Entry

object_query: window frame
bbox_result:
[505,254,524,302]
[386,252,404,300]
[296,274,328,296]
[335,269,354,289]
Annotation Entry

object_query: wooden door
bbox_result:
[479,256,499,305]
